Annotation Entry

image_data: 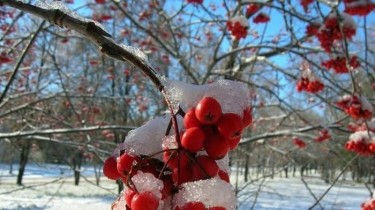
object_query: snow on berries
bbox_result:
[345,130,375,156]
[314,129,331,143]
[335,94,373,120]
[315,12,356,52]
[293,137,306,148]
[105,79,252,210]
[253,12,270,24]
[322,55,360,74]
[296,67,324,93]
[344,0,375,16]
[361,194,375,210]
[245,3,260,17]
[174,177,236,210]
[227,16,248,40]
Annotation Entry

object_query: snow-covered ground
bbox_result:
[0,163,371,210]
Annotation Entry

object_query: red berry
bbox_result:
[195,97,222,124]
[163,150,189,169]
[204,134,229,160]
[217,113,244,139]
[218,170,230,183]
[117,153,140,176]
[180,201,206,210]
[184,108,203,128]
[227,136,241,150]
[161,175,174,199]
[131,191,159,210]
[208,207,227,210]
[194,155,219,178]
[242,106,253,127]
[172,166,193,185]
[125,189,136,207]
[103,156,121,180]
[181,127,206,153]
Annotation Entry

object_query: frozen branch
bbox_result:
[0,125,135,139]
[0,0,164,91]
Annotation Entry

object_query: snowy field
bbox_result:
[0,163,372,210]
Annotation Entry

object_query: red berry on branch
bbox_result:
[217,113,244,139]
[131,191,159,210]
[103,156,121,180]
[195,97,222,124]
[181,127,206,152]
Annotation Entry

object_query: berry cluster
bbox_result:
[296,68,324,93]
[361,196,375,210]
[322,55,360,74]
[103,95,251,210]
[344,0,375,16]
[253,12,270,24]
[187,0,203,4]
[245,3,260,17]
[315,13,356,52]
[335,95,373,120]
[345,131,375,156]
[300,0,314,12]
[305,22,321,36]
[314,129,331,143]
[296,78,324,93]
[293,137,306,148]
[226,16,248,40]
[175,201,225,210]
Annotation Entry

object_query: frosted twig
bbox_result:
[0,20,45,104]
[0,0,164,91]
[308,154,359,210]
[0,125,135,139]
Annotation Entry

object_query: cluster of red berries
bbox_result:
[187,0,203,4]
[226,18,248,40]
[103,96,252,210]
[345,132,375,156]
[245,4,260,17]
[335,95,373,120]
[361,197,375,210]
[253,12,270,24]
[181,97,252,158]
[296,78,324,93]
[300,0,314,12]
[322,55,360,74]
[174,201,226,210]
[344,0,375,16]
[293,137,306,148]
[315,13,356,52]
[314,129,331,143]
[305,22,321,36]
[0,52,12,64]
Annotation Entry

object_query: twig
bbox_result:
[308,154,359,210]
[0,20,45,104]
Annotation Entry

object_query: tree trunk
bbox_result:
[17,141,31,185]
[244,155,249,182]
[72,150,84,186]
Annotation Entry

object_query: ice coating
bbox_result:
[118,115,171,159]
[131,171,164,200]
[216,154,231,174]
[165,79,250,116]
[35,0,106,31]
[230,16,249,27]
[120,45,149,63]
[174,177,236,210]
[348,131,375,143]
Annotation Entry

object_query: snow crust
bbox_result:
[165,79,250,115]
[174,177,236,209]
[230,16,249,28]
[348,130,375,143]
